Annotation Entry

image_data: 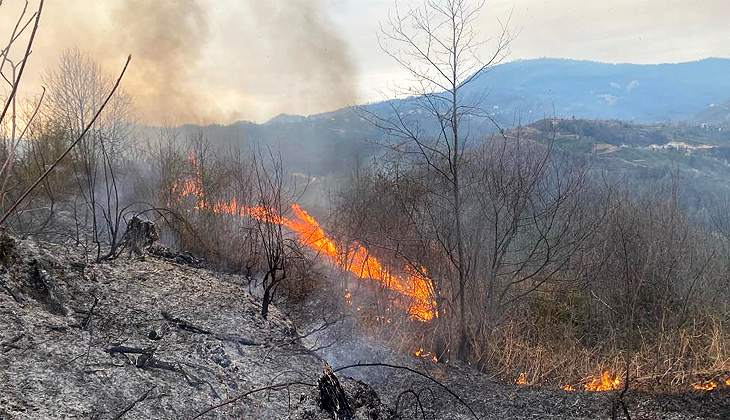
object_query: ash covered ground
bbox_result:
[0,235,727,419]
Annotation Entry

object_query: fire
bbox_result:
[562,372,620,392]
[516,373,528,385]
[414,348,438,363]
[172,157,437,321]
[692,381,717,391]
[726,378,730,387]
[584,372,621,392]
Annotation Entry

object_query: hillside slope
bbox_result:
[1,234,725,419]
[0,236,390,419]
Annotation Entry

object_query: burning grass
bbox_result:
[490,311,730,393]
[171,155,437,321]
[169,152,730,397]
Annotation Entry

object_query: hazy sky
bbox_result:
[2,0,729,124]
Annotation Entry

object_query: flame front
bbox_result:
[692,381,717,391]
[172,158,437,321]
[561,372,620,392]
[249,204,436,321]
[584,372,621,391]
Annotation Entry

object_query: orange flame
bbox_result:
[584,372,621,392]
[562,372,620,392]
[692,381,717,391]
[172,157,437,321]
[516,373,528,385]
[414,348,438,363]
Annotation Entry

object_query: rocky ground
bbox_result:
[1,235,727,419]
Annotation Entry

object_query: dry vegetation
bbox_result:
[1,2,729,418]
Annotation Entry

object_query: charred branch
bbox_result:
[161,311,260,346]
[111,386,156,420]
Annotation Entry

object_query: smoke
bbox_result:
[110,0,212,124]
[245,0,358,118]
[1,0,358,124]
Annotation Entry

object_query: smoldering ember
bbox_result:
[1,1,730,419]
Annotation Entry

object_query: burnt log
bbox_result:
[119,216,159,258]
[318,362,353,420]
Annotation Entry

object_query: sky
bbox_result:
[2,0,729,125]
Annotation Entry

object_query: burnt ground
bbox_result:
[0,235,727,419]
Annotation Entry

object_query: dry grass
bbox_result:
[474,309,730,392]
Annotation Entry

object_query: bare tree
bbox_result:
[363,0,514,357]
[42,48,134,260]
[252,149,303,319]
[466,129,596,336]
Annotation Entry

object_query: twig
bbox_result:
[0,0,43,125]
[0,54,132,228]
[333,362,478,420]
[81,295,99,330]
[395,389,427,420]
[104,346,154,356]
[189,381,315,419]
[112,386,156,420]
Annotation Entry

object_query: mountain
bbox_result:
[460,58,730,124]
[155,58,730,178]
[691,99,730,127]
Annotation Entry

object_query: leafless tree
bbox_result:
[465,128,598,338]
[42,48,134,260]
[252,149,303,319]
[362,0,515,356]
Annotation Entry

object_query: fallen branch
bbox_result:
[162,311,260,346]
[161,311,211,334]
[104,346,154,356]
[333,362,478,420]
[212,333,259,346]
[112,385,156,420]
[189,381,315,419]
[0,54,132,228]
[1,282,24,304]
[135,353,178,372]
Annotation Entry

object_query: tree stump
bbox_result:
[119,216,159,258]
[318,362,353,420]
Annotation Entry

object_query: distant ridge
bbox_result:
[158,58,730,177]
[232,57,730,128]
[264,113,308,125]
[459,57,730,124]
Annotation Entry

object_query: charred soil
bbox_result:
[0,235,726,419]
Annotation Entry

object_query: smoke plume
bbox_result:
[1,0,358,124]
[246,0,358,118]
